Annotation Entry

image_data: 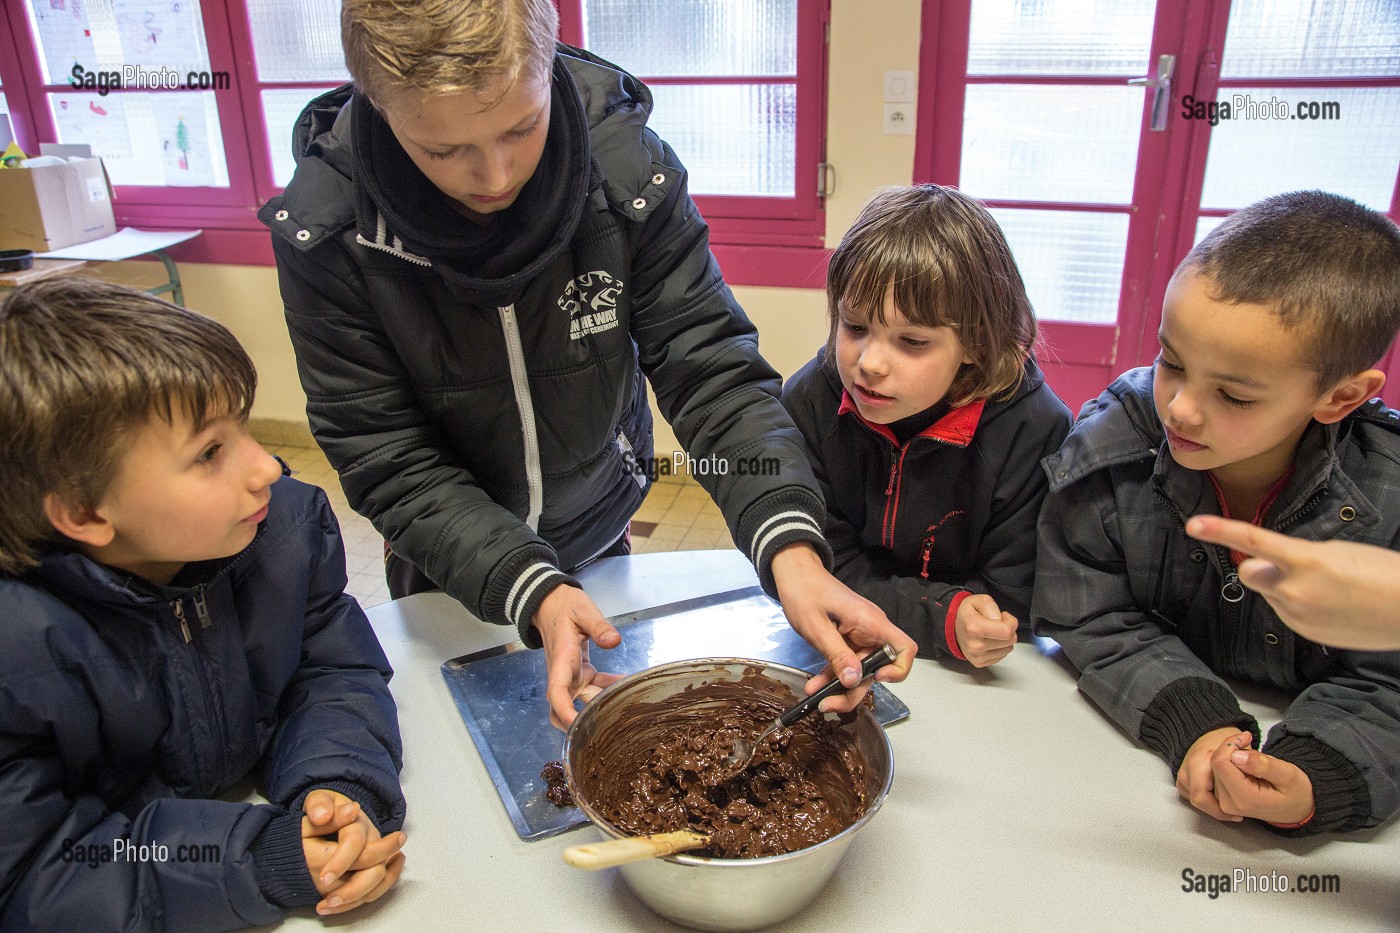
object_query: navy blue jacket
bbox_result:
[0,477,404,931]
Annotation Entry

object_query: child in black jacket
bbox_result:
[783,185,1072,666]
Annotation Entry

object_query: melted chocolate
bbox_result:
[541,759,573,808]
[573,673,870,859]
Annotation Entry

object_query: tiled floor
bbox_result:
[261,442,732,610]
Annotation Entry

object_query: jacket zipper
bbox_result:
[169,591,229,788]
[920,537,933,580]
[499,305,544,531]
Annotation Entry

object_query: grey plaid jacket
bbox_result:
[1032,366,1400,835]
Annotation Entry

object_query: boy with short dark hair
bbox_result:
[1033,190,1400,835]
[0,278,406,929]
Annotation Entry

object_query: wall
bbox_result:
[99,0,925,455]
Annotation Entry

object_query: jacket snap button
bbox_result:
[295,229,311,241]
[274,209,289,221]
[1264,633,1279,645]
[651,173,665,185]
[632,197,647,210]
[1339,506,1356,521]
[1189,549,1205,563]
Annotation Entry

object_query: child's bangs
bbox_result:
[838,245,956,331]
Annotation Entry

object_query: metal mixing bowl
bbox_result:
[564,658,894,932]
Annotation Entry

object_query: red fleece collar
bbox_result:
[838,391,987,448]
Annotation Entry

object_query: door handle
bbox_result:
[1128,53,1176,132]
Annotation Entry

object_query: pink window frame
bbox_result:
[0,1,831,286]
[911,0,1400,408]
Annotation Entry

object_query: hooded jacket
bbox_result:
[0,477,404,931]
[260,45,830,644]
[781,352,1072,657]
[1032,366,1400,835]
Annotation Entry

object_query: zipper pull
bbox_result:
[171,599,192,643]
[885,462,897,497]
[193,586,212,629]
[920,540,932,580]
[1221,571,1246,603]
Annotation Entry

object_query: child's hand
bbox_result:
[1209,731,1315,825]
[953,594,1016,667]
[1176,726,1246,821]
[301,789,408,917]
[533,584,624,730]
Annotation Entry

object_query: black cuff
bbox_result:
[481,544,578,645]
[291,780,396,832]
[1263,731,1373,836]
[1139,677,1259,772]
[252,809,319,909]
[736,487,832,599]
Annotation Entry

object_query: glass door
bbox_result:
[916,0,1195,409]
[916,0,1400,411]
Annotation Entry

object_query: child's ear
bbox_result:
[43,493,115,548]
[1312,369,1385,425]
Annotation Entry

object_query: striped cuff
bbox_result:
[507,562,577,648]
[736,487,832,599]
[481,545,580,647]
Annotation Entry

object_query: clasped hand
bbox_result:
[301,788,407,917]
[1176,728,1313,826]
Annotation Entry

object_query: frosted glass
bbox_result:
[263,88,324,187]
[989,208,1129,325]
[1194,215,1226,247]
[25,0,212,86]
[583,0,796,76]
[646,84,795,197]
[1221,0,1400,78]
[969,0,1156,76]
[49,91,229,188]
[1199,87,1400,211]
[246,0,350,83]
[961,85,1142,204]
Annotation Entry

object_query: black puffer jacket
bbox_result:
[782,352,1071,657]
[261,46,830,643]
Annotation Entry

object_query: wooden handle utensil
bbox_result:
[562,830,710,870]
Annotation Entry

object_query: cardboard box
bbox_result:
[0,157,116,252]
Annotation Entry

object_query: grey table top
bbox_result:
[272,550,1399,932]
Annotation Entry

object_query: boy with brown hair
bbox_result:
[0,278,406,929]
[1034,190,1400,835]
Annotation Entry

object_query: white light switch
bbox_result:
[882,104,914,135]
[883,70,916,103]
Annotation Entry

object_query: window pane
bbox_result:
[961,85,1141,204]
[583,0,796,77]
[1221,0,1400,78]
[246,0,350,83]
[26,0,212,86]
[968,0,1156,76]
[49,91,229,187]
[263,88,325,187]
[646,84,795,197]
[989,208,1129,325]
[1199,87,1400,211]
[1195,215,1226,247]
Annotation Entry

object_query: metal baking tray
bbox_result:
[441,586,910,840]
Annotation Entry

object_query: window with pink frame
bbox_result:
[0,0,830,284]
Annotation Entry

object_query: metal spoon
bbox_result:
[722,643,899,772]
